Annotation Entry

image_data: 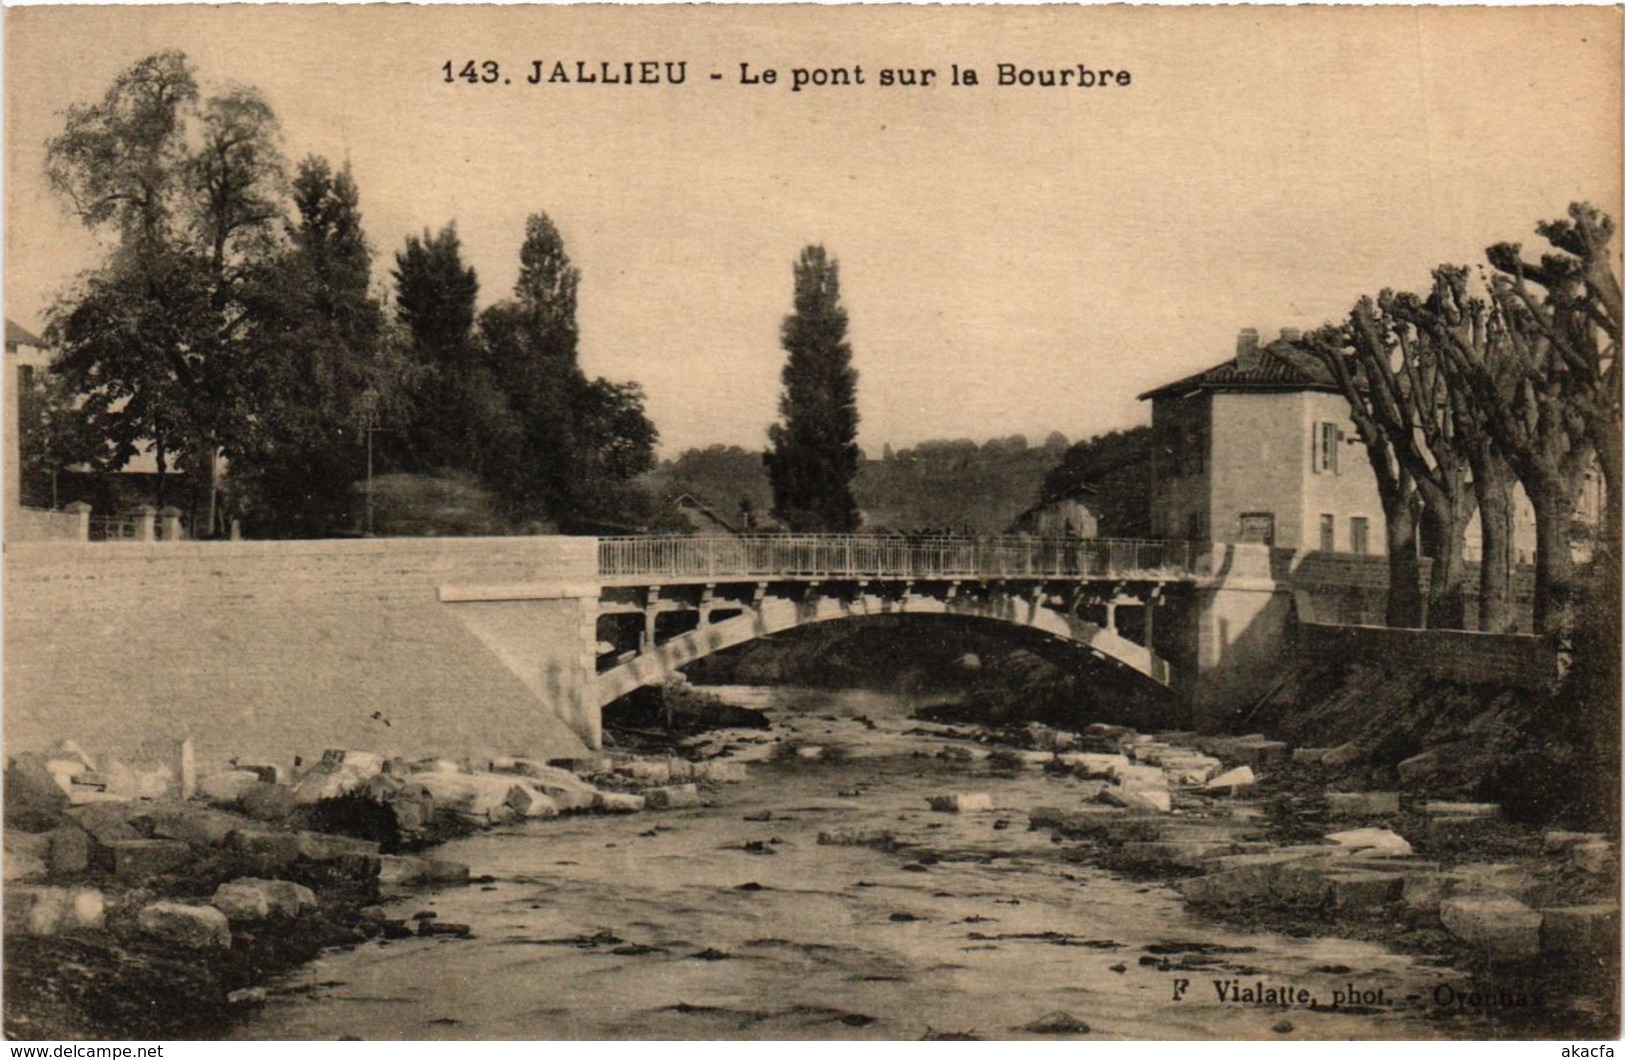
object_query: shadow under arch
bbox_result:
[593,588,1174,711]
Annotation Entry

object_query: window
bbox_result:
[1313,421,1340,474]
[1238,512,1275,546]
[1186,510,1208,542]
[1350,517,1370,555]
[1319,514,1335,552]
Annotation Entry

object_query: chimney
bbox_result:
[1279,327,1301,344]
[1236,328,1261,370]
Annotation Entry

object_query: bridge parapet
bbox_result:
[598,534,1196,585]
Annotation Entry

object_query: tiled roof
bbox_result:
[5,319,44,350]
[1138,343,1339,401]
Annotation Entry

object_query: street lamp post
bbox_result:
[359,387,379,537]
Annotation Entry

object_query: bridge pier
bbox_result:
[1182,544,1294,728]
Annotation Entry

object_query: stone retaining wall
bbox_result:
[5,537,598,771]
[1294,620,1556,690]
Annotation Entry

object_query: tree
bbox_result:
[1316,297,1478,629]
[391,223,486,472]
[1394,267,1522,632]
[1437,205,1620,633]
[1039,426,1154,538]
[44,51,288,531]
[1306,323,1426,628]
[476,212,657,530]
[764,245,861,532]
[230,157,386,536]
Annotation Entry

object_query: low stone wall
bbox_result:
[1279,549,1538,632]
[5,537,598,772]
[7,506,86,542]
[1294,620,1556,690]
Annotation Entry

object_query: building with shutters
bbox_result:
[1139,328,1385,554]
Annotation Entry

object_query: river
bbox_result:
[233,686,1463,1041]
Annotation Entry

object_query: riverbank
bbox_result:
[7,687,1617,1039]
[2,743,747,1039]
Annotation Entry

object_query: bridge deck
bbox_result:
[598,534,1196,586]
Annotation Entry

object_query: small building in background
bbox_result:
[1007,486,1100,538]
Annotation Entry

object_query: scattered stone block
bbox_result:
[411,758,465,775]
[149,805,239,848]
[45,759,88,794]
[238,783,300,823]
[927,793,994,813]
[378,855,429,885]
[5,830,50,882]
[1327,872,1404,914]
[1422,801,1499,818]
[105,839,193,881]
[1320,743,1364,769]
[292,764,371,805]
[47,824,91,876]
[645,784,701,810]
[321,750,385,774]
[698,761,748,784]
[1228,739,1290,766]
[411,772,523,820]
[1439,895,1542,961]
[5,753,70,829]
[1096,786,1172,814]
[618,758,673,782]
[1205,766,1256,792]
[1542,830,1606,854]
[1426,816,1499,842]
[593,792,646,814]
[199,770,265,804]
[422,859,470,884]
[295,831,380,862]
[1292,748,1331,765]
[67,790,129,807]
[229,829,304,872]
[817,828,898,852]
[1540,904,1620,957]
[136,901,231,949]
[1058,753,1129,779]
[1325,828,1412,858]
[1569,840,1616,876]
[6,886,105,935]
[233,762,286,785]
[793,746,825,761]
[1401,872,1453,915]
[1326,791,1401,817]
[212,878,318,921]
[504,784,560,819]
[1114,840,1234,871]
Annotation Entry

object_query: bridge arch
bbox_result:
[593,584,1172,710]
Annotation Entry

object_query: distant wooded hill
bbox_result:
[640,427,1151,536]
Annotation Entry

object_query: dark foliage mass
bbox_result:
[764,245,861,532]
[38,52,658,538]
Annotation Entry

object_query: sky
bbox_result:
[6,5,1621,457]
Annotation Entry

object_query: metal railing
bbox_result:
[598,534,1195,583]
[87,515,142,542]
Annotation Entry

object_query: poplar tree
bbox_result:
[764,245,861,532]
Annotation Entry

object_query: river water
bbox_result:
[234,687,1463,1041]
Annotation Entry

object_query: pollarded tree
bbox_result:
[1395,267,1522,633]
[1438,205,1620,633]
[764,245,861,532]
[1306,323,1426,628]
